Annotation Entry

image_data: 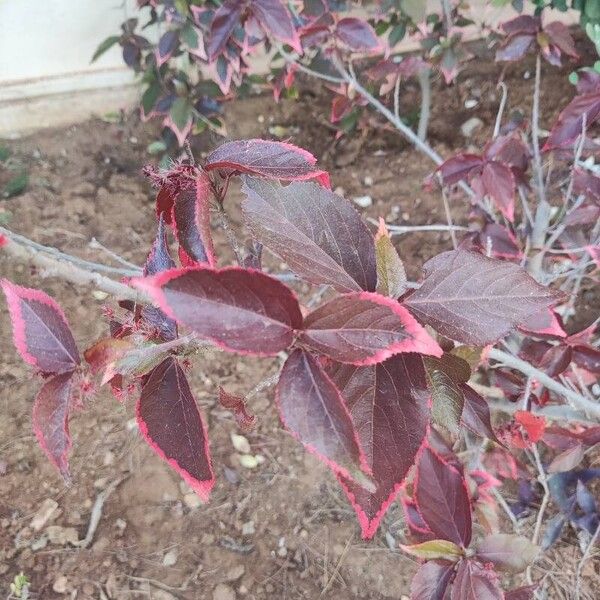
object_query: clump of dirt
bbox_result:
[1,38,598,599]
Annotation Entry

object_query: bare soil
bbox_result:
[1,41,598,600]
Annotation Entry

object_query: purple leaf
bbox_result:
[276,349,371,486]
[547,443,585,473]
[142,215,178,341]
[484,135,530,172]
[251,0,302,53]
[133,267,303,355]
[301,292,442,365]
[205,139,329,184]
[451,559,503,600]
[495,33,535,62]
[505,584,539,600]
[461,384,500,444]
[241,177,377,292]
[208,0,243,61]
[437,154,484,186]
[156,30,179,66]
[544,91,600,150]
[573,168,600,203]
[501,15,540,35]
[329,355,430,538]
[415,447,472,547]
[475,533,539,573]
[544,22,578,60]
[481,161,516,222]
[404,249,562,345]
[137,357,214,501]
[172,171,216,267]
[335,18,381,52]
[410,560,456,600]
[2,280,80,374]
[33,371,78,481]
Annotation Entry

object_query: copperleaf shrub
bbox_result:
[4,133,593,597]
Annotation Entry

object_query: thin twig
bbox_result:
[89,238,142,271]
[575,522,600,600]
[417,67,431,141]
[493,82,508,139]
[215,202,244,265]
[440,183,457,249]
[393,76,401,123]
[487,348,600,419]
[77,476,128,549]
[1,230,151,304]
[367,218,467,235]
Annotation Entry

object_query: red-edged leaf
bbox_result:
[538,344,572,377]
[404,249,562,345]
[573,168,600,203]
[335,18,381,52]
[142,215,178,341]
[218,386,256,431]
[156,30,179,66]
[481,161,516,221]
[477,223,521,259]
[301,292,442,365]
[208,0,243,61]
[496,33,535,62]
[133,267,302,356]
[544,91,600,150]
[544,22,578,60]
[137,357,214,501]
[461,384,500,444]
[505,584,539,600]
[375,217,408,299]
[330,355,430,539]
[451,559,503,600]
[514,410,546,443]
[33,371,77,481]
[276,349,371,486]
[251,0,302,53]
[165,98,193,147]
[437,154,484,186]
[484,135,530,172]
[415,447,472,547]
[518,308,566,339]
[172,172,216,267]
[410,560,456,600]
[501,15,539,35]
[204,139,329,184]
[1,280,80,374]
[475,534,539,573]
[241,177,377,292]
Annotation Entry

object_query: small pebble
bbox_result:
[353,195,373,208]
[465,99,478,109]
[231,433,251,455]
[363,175,373,186]
[162,549,178,567]
[242,520,255,535]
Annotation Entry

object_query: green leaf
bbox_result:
[180,22,199,49]
[424,354,470,436]
[0,146,10,162]
[476,534,539,573]
[91,35,121,63]
[400,539,464,561]
[569,71,579,85]
[141,82,161,117]
[375,219,407,299]
[2,172,28,199]
[147,140,167,155]
[169,97,193,131]
[389,23,407,47]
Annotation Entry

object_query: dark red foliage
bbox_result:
[410,559,456,600]
[414,447,472,548]
[405,250,562,345]
[241,177,377,292]
[137,357,214,501]
[134,266,303,356]
[1,280,80,374]
[334,18,380,52]
[33,371,78,481]
[329,355,430,539]
[301,292,441,365]
[451,559,503,600]
[204,139,329,184]
[218,386,256,431]
[277,349,370,485]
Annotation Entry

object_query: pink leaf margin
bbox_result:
[1,279,80,371]
[135,382,215,502]
[275,352,374,485]
[131,266,302,357]
[338,429,431,539]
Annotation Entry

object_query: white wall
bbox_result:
[0,0,145,135]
